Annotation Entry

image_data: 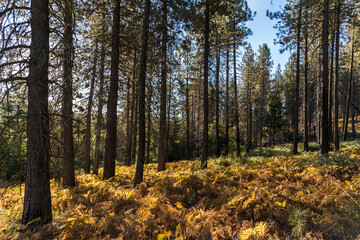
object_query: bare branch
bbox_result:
[0,76,27,82]
[49,113,85,125]
[0,44,30,55]
[0,6,31,18]
[0,60,28,69]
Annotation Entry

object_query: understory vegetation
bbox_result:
[2,141,360,240]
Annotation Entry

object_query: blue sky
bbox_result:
[245,0,291,73]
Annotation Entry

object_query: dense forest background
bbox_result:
[1,0,360,238]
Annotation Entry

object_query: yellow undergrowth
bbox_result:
[1,147,360,239]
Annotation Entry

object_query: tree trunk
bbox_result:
[233,30,241,156]
[352,81,356,138]
[320,0,330,154]
[225,48,230,156]
[158,0,167,171]
[215,33,220,157]
[62,0,75,187]
[304,8,309,152]
[186,70,190,160]
[93,41,106,175]
[124,76,132,166]
[293,0,302,155]
[317,51,322,144]
[201,1,209,169]
[246,80,252,153]
[309,81,314,141]
[146,81,152,164]
[329,27,335,142]
[84,43,98,174]
[22,0,52,225]
[131,80,138,165]
[168,75,172,147]
[197,84,200,157]
[259,72,265,148]
[343,33,355,141]
[103,0,120,179]
[126,51,137,166]
[134,0,151,186]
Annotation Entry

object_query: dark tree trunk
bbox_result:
[93,41,106,175]
[146,82,152,164]
[131,80,138,165]
[352,81,356,138]
[233,32,241,156]
[309,82,314,141]
[259,73,265,148]
[168,76,172,148]
[158,0,167,171]
[125,76,132,166]
[201,1,209,169]
[246,80,252,153]
[126,51,137,166]
[329,28,335,142]
[293,0,302,155]
[317,52,322,144]
[215,34,220,157]
[197,85,200,157]
[320,0,330,154]
[186,69,190,159]
[343,33,355,141]
[62,0,75,187]
[342,98,346,133]
[103,0,120,179]
[225,48,230,156]
[134,0,151,186]
[22,0,52,225]
[304,8,309,151]
[84,43,98,174]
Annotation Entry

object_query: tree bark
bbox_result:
[103,0,120,179]
[215,33,220,157]
[126,51,137,166]
[158,0,167,171]
[293,0,301,155]
[146,81,152,164]
[201,1,209,169]
[168,75,172,149]
[186,48,191,160]
[134,0,151,186]
[93,40,106,175]
[22,0,52,225]
[62,0,75,187]
[186,76,190,160]
[352,79,356,138]
[84,43,98,174]
[167,74,172,156]
[328,27,335,142]
[131,80,138,165]
[343,33,355,141]
[316,51,322,144]
[233,30,241,156]
[304,7,309,151]
[246,80,252,153]
[225,48,230,156]
[320,0,330,154]
[259,72,265,148]
[125,75,132,166]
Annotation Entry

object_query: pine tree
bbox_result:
[134,0,151,186]
[103,0,120,180]
[22,0,52,225]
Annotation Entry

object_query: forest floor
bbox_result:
[1,141,360,239]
